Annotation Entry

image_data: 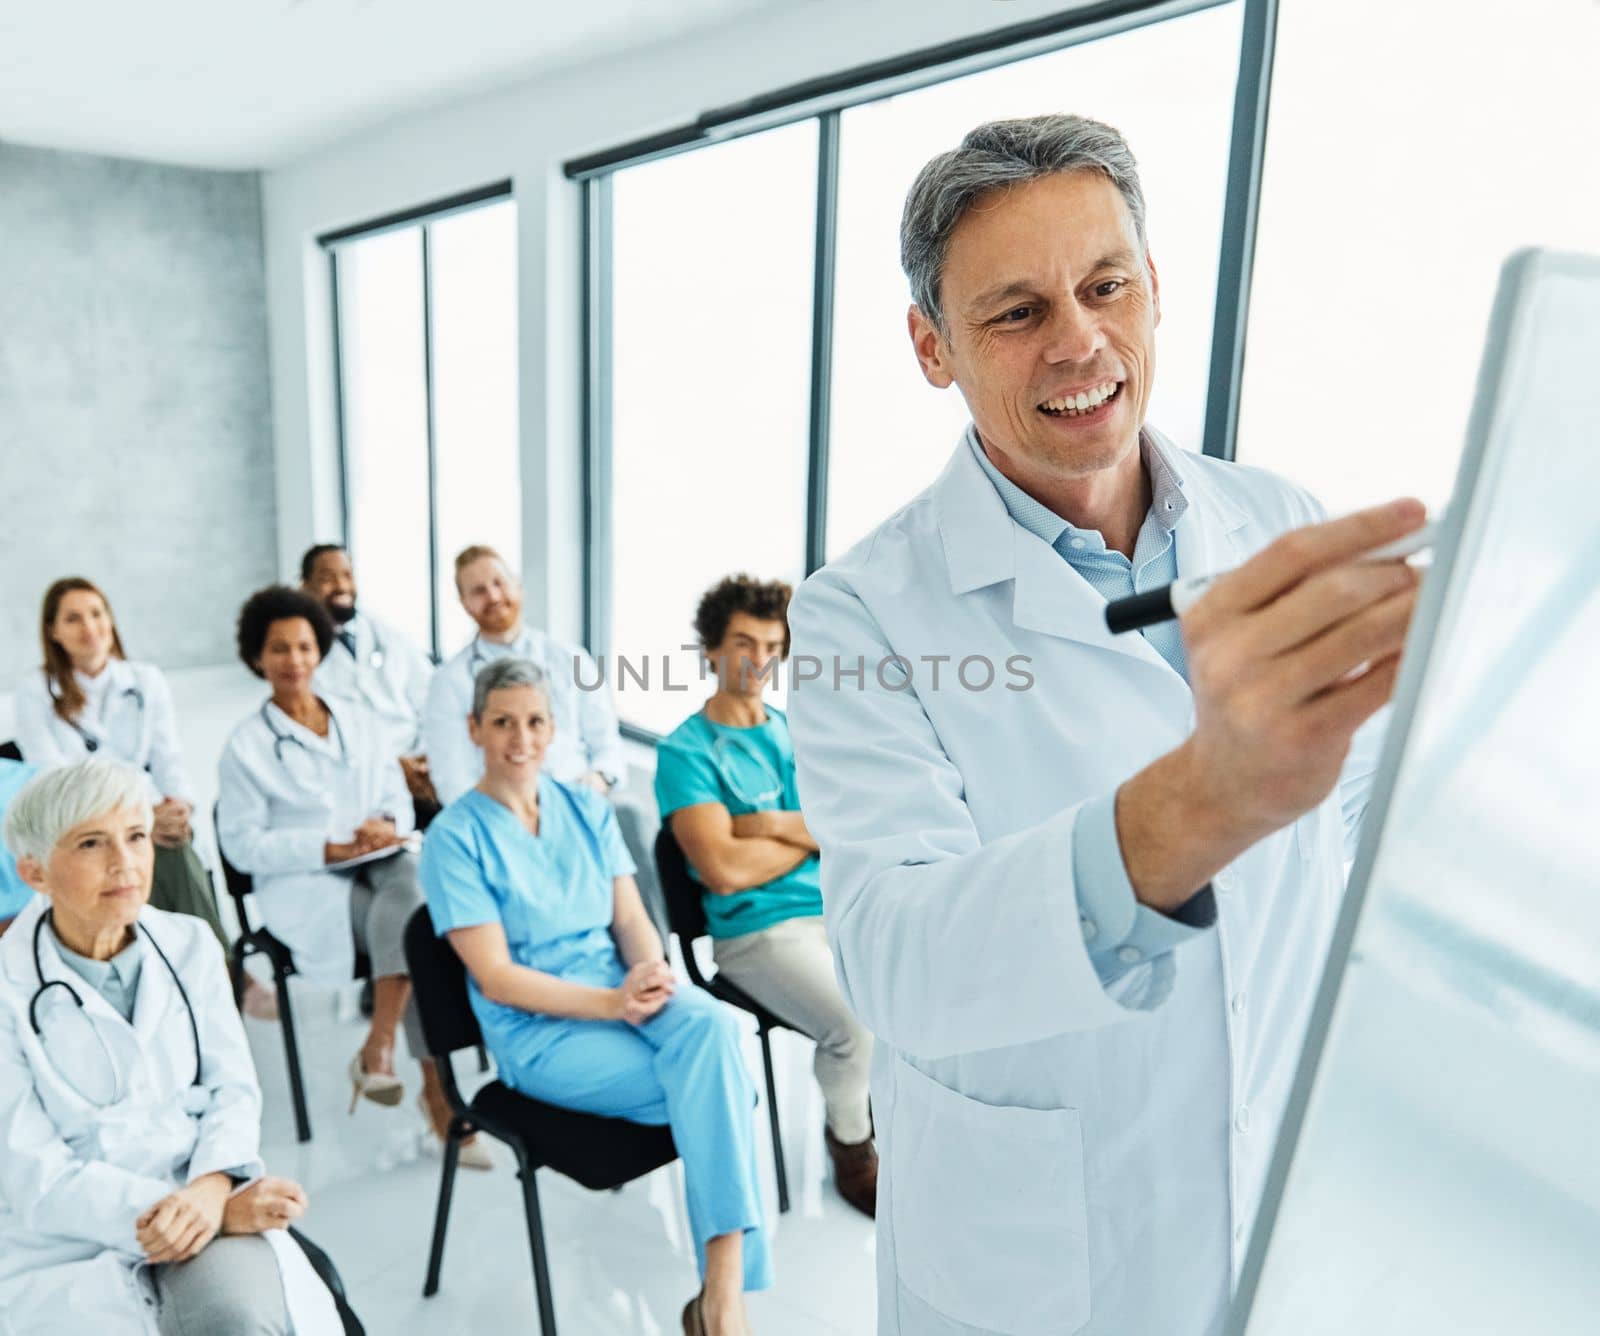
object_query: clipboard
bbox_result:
[326,832,421,873]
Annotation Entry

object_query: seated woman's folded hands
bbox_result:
[614,959,675,1025]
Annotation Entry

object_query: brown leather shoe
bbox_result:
[682,1294,706,1336]
[825,1126,878,1218]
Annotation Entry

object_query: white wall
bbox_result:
[260,0,1142,649]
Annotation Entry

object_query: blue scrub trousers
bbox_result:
[505,985,772,1291]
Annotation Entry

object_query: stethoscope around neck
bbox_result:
[51,677,146,757]
[28,909,202,1107]
[260,698,349,780]
[337,619,385,672]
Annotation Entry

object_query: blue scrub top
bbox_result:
[654,705,823,940]
[0,760,40,920]
[419,775,637,1065]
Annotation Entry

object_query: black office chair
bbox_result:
[290,1228,366,1335]
[214,804,370,1144]
[0,739,23,761]
[654,825,792,1214]
[403,907,678,1336]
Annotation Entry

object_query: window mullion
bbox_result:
[805,112,841,575]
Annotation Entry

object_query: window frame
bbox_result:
[321,180,514,661]
[580,0,1279,743]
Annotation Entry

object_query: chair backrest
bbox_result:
[654,824,715,988]
[211,803,253,907]
[403,904,485,1059]
[0,740,22,762]
[288,1229,364,1336]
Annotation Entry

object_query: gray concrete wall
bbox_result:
[0,142,276,683]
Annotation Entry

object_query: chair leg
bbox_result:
[276,969,312,1143]
[422,1128,462,1297]
[758,1025,790,1214]
[229,941,247,1008]
[519,1163,558,1336]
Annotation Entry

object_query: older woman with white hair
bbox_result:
[421,658,771,1336]
[0,759,343,1335]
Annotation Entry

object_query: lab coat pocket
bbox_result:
[890,1057,1091,1336]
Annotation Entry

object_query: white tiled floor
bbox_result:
[246,975,877,1334]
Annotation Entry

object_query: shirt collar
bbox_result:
[965,424,1190,551]
[50,924,144,993]
[475,625,534,658]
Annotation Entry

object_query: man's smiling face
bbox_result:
[909,169,1161,485]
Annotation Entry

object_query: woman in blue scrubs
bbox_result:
[420,658,770,1336]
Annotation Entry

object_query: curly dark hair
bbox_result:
[236,585,335,678]
[693,574,793,655]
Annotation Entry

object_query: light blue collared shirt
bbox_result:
[51,928,144,1022]
[968,428,1214,989]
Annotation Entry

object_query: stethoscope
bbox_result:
[707,715,788,807]
[28,909,202,1107]
[337,621,385,672]
[260,699,349,783]
[51,680,146,757]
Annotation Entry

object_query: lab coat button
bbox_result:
[1234,1106,1251,1133]
[1116,945,1141,965]
[1235,1223,1245,1243]
[1231,992,1247,1016]
[1081,917,1099,942]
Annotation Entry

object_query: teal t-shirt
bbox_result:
[0,760,40,920]
[654,706,822,940]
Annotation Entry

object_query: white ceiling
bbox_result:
[0,0,798,170]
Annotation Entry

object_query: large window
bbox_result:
[606,124,817,736]
[578,0,1266,738]
[328,191,520,660]
[1235,0,1600,517]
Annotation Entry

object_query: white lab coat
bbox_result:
[14,661,194,804]
[0,896,341,1336]
[422,624,626,804]
[786,434,1385,1336]
[216,694,414,984]
[312,610,433,757]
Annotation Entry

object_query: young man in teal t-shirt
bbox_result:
[655,575,877,1217]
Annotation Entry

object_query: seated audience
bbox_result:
[0,757,39,934]
[421,658,770,1336]
[216,586,488,1168]
[300,542,439,824]
[13,579,248,978]
[656,575,877,1217]
[0,759,342,1334]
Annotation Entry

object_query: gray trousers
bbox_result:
[713,914,874,1144]
[349,849,426,1056]
[154,1235,290,1336]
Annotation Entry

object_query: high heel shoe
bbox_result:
[417,1094,494,1170]
[347,1052,405,1112]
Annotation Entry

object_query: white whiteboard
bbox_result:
[1230,249,1600,1336]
